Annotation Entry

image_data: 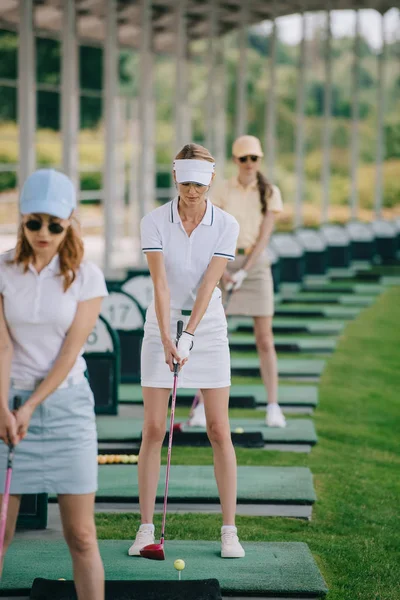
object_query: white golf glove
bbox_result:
[177,331,194,362]
[226,269,248,292]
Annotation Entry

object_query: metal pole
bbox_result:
[175,0,187,151]
[235,4,248,138]
[205,0,218,152]
[350,10,361,220]
[18,0,36,187]
[321,10,332,223]
[266,18,277,179]
[128,98,139,239]
[61,0,79,192]
[294,12,307,229]
[138,0,155,222]
[103,0,118,274]
[214,36,226,175]
[374,12,386,219]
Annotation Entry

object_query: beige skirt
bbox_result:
[221,255,274,317]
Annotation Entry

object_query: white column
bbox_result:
[205,0,218,153]
[18,0,36,187]
[321,10,332,223]
[103,0,118,274]
[294,13,307,229]
[115,96,126,240]
[128,98,139,239]
[61,0,79,192]
[266,18,277,179]
[175,0,188,151]
[350,10,361,220]
[374,12,386,219]
[138,0,155,224]
[235,5,248,139]
[214,36,226,174]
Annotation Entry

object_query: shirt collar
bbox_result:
[169,197,214,227]
[230,176,258,191]
[28,254,60,275]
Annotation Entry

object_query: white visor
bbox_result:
[173,159,215,186]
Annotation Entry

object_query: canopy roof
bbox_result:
[0,0,396,52]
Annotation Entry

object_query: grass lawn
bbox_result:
[96,287,400,600]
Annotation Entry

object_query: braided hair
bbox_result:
[256,171,274,215]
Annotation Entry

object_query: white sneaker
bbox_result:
[128,525,155,556]
[266,403,287,428]
[221,527,245,558]
[188,402,207,428]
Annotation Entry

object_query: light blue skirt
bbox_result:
[0,379,97,495]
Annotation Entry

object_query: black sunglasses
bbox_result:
[239,155,259,163]
[24,219,65,235]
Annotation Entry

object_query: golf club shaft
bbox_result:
[160,320,183,541]
[0,396,21,560]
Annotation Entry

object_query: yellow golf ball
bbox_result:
[234,427,244,434]
[58,578,66,581]
[174,559,185,571]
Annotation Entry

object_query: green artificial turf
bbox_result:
[96,286,400,600]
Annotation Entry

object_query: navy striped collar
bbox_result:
[169,197,214,226]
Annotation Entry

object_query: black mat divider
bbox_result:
[168,431,264,448]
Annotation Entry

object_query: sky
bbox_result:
[258,8,400,49]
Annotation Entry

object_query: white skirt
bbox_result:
[141,302,231,388]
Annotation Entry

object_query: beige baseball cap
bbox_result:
[232,135,264,158]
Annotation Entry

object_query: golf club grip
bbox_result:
[176,320,184,338]
[13,396,22,411]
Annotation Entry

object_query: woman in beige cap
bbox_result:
[204,134,286,427]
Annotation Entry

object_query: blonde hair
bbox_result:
[12,216,84,292]
[175,143,215,163]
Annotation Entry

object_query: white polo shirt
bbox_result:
[0,250,108,381]
[141,197,239,311]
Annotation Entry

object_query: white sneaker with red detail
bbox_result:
[188,401,207,428]
[128,525,155,556]
[221,527,245,558]
[266,402,287,428]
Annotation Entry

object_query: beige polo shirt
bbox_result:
[211,177,283,248]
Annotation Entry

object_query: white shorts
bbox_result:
[141,302,231,389]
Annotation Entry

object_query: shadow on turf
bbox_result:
[29,578,222,600]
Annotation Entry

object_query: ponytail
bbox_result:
[256,171,273,216]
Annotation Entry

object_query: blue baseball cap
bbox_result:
[20,169,76,219]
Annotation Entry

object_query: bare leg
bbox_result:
[58,493,104,600]
[0,494,21,577]
[139,387,170,524]
[253,316,278,405]
[202,387,237,525]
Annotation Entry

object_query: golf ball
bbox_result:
[174,559,185,571]
[58,578,66,581]
[234,427,244,434]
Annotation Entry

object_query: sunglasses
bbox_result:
[238,155,259,163]
[24,219,65,235]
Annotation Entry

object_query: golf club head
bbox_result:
[140,542,165,561]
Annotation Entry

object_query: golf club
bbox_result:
[140,320,183,560]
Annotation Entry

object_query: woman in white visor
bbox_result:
[128,143,245,559]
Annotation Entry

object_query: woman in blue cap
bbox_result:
[0,169,108,599]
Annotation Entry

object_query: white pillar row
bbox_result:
[374,12,386,219]
[214,36,227,175]
[235,4,248,139]
[350,9,361,220]
[138,0,155,225]
[321,10,332,224]
[103,0,118,274]
[18,0,36,188]
[61,0,79,193]
[266,18,277,179]
[205,0,218,153]
[115,96,127,240]
[174,0,188,151]
[294,12,307,229]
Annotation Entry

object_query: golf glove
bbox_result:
[226,269,248,292]
[177,331,194,361]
